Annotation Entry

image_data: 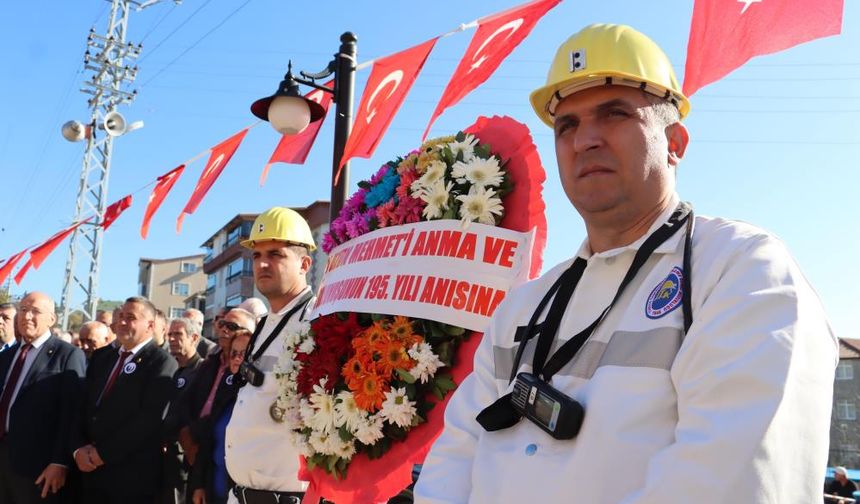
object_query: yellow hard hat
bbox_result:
[241,206,316,251]
[530,23,690,127]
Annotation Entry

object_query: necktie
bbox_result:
[199,363,226,418]
[100,350,132,403]
[0,344,33,436]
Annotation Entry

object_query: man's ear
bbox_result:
[666,122,689,168]
[300,255,312,275]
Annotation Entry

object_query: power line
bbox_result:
[139,0,253,89]
[137,0,214,64]
[139,3,178,43]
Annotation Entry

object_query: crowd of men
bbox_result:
[0,291,269,504]
[0,21,843,504]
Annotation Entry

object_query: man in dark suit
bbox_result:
[0,302,16,352]
[0,292,86,503]
[73,296,177,504]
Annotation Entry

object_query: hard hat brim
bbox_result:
[530,71,691,128]
[240,237,317,252]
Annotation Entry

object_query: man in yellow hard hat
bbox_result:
[223,206,317,504]
[415,24,836,503]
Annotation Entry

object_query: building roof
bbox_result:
[199,201,330,248]
[139,253,206,265]
[839,338,860,359]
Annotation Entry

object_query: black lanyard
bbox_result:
[245,290,313,363]
[510,202,694,383]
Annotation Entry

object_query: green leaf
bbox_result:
[455,131,466,142]
[358,180,372,190]
[443,324,465,336]
[338,426,353,442]
[395,367,417,384]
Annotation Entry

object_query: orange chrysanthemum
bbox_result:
[376,340,414,376]
[353,323,390,354]
[342,356,368,389]
[353,372,388,412]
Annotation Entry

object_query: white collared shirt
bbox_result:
[3,331,51,430]
[105,337,152,379]
[225,287,314,494]
[416,199,837,503]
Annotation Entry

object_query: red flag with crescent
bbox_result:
[102,194,132,231]
[260,80,335,186]
[30,219,91,270]
[0,249,28,287]
[337,38,438,183]
[683,0,843,96]
[141,165,185,239]
[423,0,560,140]
[177,128,249,232]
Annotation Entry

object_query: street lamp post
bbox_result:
[251,32,357,223]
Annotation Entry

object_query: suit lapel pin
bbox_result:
[123,362,137,374]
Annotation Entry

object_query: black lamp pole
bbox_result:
[329,32,356,223]
[251,32,357,223]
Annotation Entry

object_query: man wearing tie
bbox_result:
[0,302,16,352]
[73,296,177,503]
[0,292,86,503]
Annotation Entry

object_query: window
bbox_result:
[837,361,854,380]
[226,258,244,281]
[204,246,214,261]
[207,274,217,291]
[139,282,147,297]
[837,400,857,421]
[226,226,242,247]
[226,294,245,308]
[181,262,198,273]
[169,307,184,319]
[172,282,190,296]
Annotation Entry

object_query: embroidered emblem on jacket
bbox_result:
[646,266,684,319]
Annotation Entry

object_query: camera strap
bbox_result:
[246,290,314,364]
[477,202,693,432]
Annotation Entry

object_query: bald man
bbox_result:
[0,292,86,503]
[79,321,114,360]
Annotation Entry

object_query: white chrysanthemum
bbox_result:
[456,186,504,228]
[445,135,478,162]
[380,387,417,428]
[353,414,385,445]
[417,180,454,219]
[309,430,339,455]
[408,342,446,383]
[332,436,357,460]
[297,336,316,355]
[306,384,336,433]
[451,157,503,188]
[334,391,366,431]
[410,160,447,194]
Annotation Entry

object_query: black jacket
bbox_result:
[0,336,85,478]
[73,339,178,494]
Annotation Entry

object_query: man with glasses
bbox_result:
[0,292,85,503]
[177,309,255,474]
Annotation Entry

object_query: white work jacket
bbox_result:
[415,205,838,504]
[225,287,314,495]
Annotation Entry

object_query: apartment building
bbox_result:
[138,254,206,319]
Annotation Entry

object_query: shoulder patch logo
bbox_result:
[645,266,684,319]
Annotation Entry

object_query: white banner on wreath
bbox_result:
[311,220,536,332]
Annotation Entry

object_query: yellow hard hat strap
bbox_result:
[546,76,683,120]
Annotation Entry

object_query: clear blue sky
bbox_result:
[0,0,857,338]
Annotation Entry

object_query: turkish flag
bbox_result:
[0,249,28,287]
[260,80,335,186]
[423,0,560,140]
[102,194,132,231]
[683,0,843,96]
[13,257,32,286]
[337,38,438,183]
[177,128,249,232]
[141,165,185,239]
[30,218,92,270]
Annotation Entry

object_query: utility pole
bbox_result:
[60,0,177,329]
